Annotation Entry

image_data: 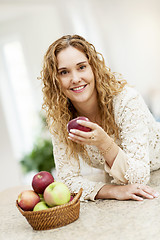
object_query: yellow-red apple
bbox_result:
[44,182,71,207]
[18,190,40,211]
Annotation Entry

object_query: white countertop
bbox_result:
[1,169,160,240]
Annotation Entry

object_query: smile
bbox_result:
[71,85,87,92]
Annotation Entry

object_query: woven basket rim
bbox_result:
[16,188,83,215]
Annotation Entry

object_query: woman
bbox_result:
[41,34,160,201]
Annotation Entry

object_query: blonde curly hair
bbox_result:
[40,34,127,163]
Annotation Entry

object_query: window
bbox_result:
[0,39,40,160]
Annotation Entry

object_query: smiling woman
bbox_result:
[40,34,160,202]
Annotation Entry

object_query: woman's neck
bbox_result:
[73,100,101,124]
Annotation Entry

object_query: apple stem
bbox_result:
[37,175,42,179]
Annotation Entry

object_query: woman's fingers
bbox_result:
[76,119,97,130]
[131,184,159,200]
[115,184,159,201]
[138,185,159,198]
[68,130,94,145]
[131,194,144,201]
[69,128,92,138]
[136,189,154,199]
[68,132,87,144]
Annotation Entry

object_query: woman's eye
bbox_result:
[60,70,68,75]
[79,65,86,70]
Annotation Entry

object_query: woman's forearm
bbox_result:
[99,137,119,168]
[95,184,116,200]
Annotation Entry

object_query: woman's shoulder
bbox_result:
[112,85,155,124]
[112,85,140,111]
[114,85,140,102]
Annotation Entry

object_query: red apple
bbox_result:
[70,195,74,202]
[67,116,91,132]
[18,190,40,211]
[32,171,54,194]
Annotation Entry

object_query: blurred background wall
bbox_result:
[0,0,160,191]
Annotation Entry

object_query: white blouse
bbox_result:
[51,86,160,201]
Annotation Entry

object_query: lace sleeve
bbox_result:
[113,87,151,184]
[51,135,105,201]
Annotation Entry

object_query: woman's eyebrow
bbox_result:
[58,61,88,71]
[77,61,87,66]
[58,67,67,71]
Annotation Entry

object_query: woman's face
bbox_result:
[57,46,97,106]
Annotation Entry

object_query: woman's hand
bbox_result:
[68,119,110,149]
[68,119,119,168]
[113,184,159,201]
[96,184,159,201]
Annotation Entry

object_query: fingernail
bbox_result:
[149,195,154,199]
[77,120,82,124]
[69,133,74,137]
[154,192,159,198]
[139,198,144,201]
[70,129,76,133]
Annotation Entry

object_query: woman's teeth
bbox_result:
[72,85,85,91]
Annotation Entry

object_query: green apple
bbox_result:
[44,182,71,207]
[33,201,49,211]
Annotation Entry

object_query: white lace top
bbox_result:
[51,86,160,201]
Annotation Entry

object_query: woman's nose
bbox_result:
[71,71,81,83]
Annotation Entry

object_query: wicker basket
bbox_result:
[16,188,83,231]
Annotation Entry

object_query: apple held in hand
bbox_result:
[18,190,40,211]
[67,116,91,133]
[32,171,54,194]
[44,182,71,207]
[33,201,49,211]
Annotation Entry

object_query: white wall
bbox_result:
[0,97,21,191]
[0,0,160,191]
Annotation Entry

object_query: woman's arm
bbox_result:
[97,135,119,168]
[68,87,153,186]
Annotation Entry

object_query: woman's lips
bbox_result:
[71,84,87,93]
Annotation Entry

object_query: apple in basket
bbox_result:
[44,182,71,207]
[67,116,91,132]
[33,201,49,211]
[70,195,74,202]
[32,171,54,194]
[18,190,40,211]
